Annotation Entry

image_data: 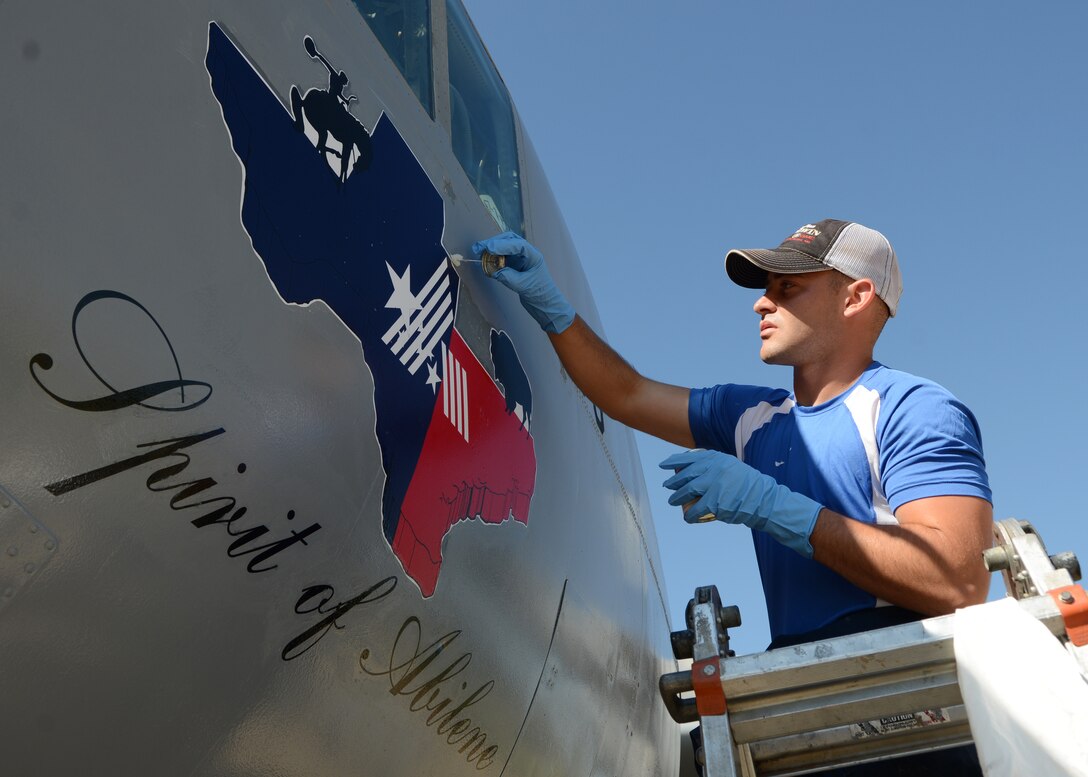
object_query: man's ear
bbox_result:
[842,278,878,319]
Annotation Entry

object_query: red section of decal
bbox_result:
[392,329,536,596]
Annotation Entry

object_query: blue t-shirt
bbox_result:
[688,362,991,641]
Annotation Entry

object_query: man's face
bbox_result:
[753,270,844,366]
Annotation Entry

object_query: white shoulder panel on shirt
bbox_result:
[734,397,795,464]
[843,385,897,526]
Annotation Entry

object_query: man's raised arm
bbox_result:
[473,233,694,448]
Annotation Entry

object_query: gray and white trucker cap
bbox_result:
[725,219,903,316]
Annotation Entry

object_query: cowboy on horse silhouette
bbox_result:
[290,36,373,183]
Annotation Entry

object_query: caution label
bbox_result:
[850,709,951,739]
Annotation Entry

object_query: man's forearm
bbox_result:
[810,498,993,616]
[548,317,694,447]
[471,234,693,445]
[547,316,640,416]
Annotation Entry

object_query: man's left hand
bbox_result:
[660,449,824,558]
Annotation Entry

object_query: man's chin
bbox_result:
[760,346,788,365]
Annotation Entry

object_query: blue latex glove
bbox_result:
[471,232,575,334]
[660,449,824,558]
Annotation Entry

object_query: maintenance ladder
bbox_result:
[659,518,1088,776]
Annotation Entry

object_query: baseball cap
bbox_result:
[725,219,903,316]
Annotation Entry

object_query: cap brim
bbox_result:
[725,248,830,288]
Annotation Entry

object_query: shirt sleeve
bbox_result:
[877,381,992,510]
[689,384,789,456]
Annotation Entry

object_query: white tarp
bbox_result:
[955,597,1088,776]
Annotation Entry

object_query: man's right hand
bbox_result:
[472,232,575,334]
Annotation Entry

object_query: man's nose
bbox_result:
[754,294,775,316]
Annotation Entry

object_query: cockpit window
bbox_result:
[445,0,524,234]
[353,0,434,117]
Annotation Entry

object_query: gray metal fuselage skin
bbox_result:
[0,2,677,775]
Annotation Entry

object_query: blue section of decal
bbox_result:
[490,330,532,434]
[206,23,453,544]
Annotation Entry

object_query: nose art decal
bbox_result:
[206,23,536,597]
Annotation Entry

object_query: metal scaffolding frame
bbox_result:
[660,518,1088,776]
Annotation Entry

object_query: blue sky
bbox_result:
[463,0,1088,654]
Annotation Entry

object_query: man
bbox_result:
[473,219,992,774]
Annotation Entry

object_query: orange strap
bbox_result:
[692,657,727,716]
[1049,584,1088,647]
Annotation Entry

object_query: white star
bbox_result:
[384,262,421,334]
[425,360,441,394]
